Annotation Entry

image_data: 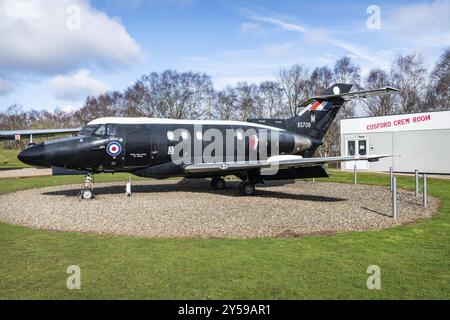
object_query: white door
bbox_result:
[344,138,369,170]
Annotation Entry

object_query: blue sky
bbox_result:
[0,0,449,112]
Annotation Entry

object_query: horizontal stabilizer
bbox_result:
[313,86,400,101]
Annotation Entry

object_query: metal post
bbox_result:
[353,164,357,185]
[30,134,33,144]
[423,174,428,208]
[312,178,315,183]
[390,166,393,191]
[392,176,397,220]
[415,169,419,197]
[126,176,132,197]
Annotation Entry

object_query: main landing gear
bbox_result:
[239,181,256,196]
[210,177,226,190]
[210,176,257,196]
[79,174,95,200]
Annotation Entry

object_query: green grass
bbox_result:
[0,171,449,299]
[0,148,30,169]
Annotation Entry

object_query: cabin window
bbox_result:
[79,125,98,136]
[94,125,106,136]
[106,124,118,136]
[167,131,174,141]
[181,130,189,139]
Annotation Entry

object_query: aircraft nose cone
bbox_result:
[18,143,48,167]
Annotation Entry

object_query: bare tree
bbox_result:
[363,68,396,116]
[0,104,27,130]
[213,86,238,120]
[279,65,311,117]
[256,81,285,118]
[234,82,258,121]
[309,66,333,96]
[425,48,450,111]
[390,53,427,114]
[74,91,124,124]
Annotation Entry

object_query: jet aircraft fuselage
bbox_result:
[18,84,398,195]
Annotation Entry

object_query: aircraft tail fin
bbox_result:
[284,83,353,143]
[285,84,400,142]
[248,83,399,156]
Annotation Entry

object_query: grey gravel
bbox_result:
[0,168,52,179]
[0,179,439,238]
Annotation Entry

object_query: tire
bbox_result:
[240,182,255,196]
[81,189,93,199]
[211,177,226,190]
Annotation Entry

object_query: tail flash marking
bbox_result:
[307,100,332,111]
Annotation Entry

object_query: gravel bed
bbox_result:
[0,179,439,238]
[0,168,52,178]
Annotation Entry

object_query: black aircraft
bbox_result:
[17,83,399,196]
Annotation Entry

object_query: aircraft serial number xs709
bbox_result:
[17,83,398,196]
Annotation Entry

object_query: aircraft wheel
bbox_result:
[239,182,255,196]
[81,189,94,200]
[211,177,226,190]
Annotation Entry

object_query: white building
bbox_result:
[340,110,450,174]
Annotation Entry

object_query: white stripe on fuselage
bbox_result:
[88,117,285,131]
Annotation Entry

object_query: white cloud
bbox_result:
[49,69,109,101]
[385,0,450,48]
[109,0,194,8]
[240,22,264,34]
[0,0,144,75]
[0,77,14,96]
[245,12,389,68]
[180,42,332,89]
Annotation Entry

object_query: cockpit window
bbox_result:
[94,125,106,136]
[78,125,98,136]
[106,124,118,136]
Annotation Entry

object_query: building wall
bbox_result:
[340,111,450,174]
[367,132,393,171]
[393,129,450,173]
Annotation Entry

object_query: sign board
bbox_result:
[341,111,450,135]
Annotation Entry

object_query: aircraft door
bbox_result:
[125,130,152,167]
[149,127,168,164]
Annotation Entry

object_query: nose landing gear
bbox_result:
[79,174,95,200]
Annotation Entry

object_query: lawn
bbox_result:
[0,171,448,299]
[0,148,30,169]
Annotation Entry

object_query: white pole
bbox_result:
[390,166,393,191]
[126,176,132,197]
[423,174,428,208]
[392,176,397,220]
[353,164,357,185]
[415,169,419,197]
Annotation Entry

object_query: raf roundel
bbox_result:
[106,142,122,157]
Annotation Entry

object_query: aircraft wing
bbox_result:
[184,154,390,174]
[0,128,81,140]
